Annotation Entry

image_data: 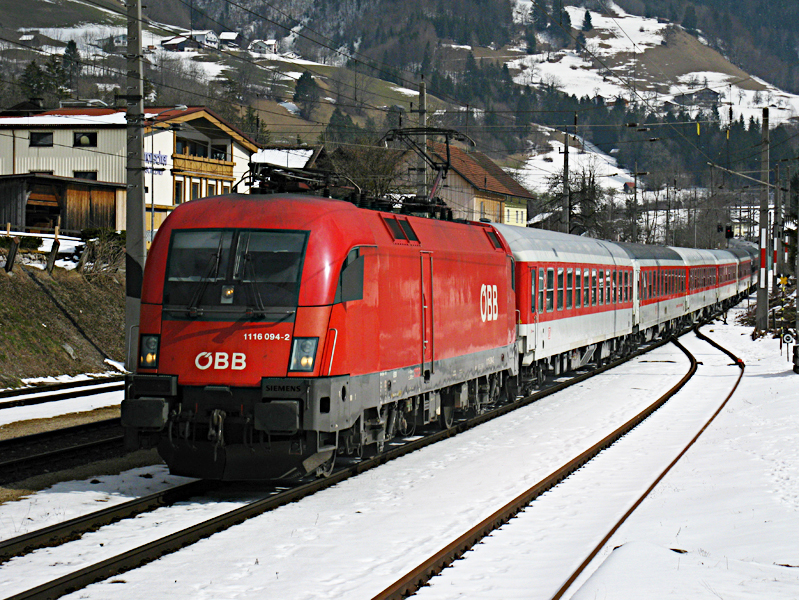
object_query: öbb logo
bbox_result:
[195,352,247,370]
[480,284,498,322]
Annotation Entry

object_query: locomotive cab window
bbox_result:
[335,248,365,303]
[163,228,308,315]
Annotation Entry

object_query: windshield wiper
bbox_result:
[186,237,225,316]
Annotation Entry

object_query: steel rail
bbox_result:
[371,335,699,600]
[4,335,674,600]
[549,325,745,599]
[0,480,215,563]
[0,382,124,410]
[0,376,124,400]
[0,419,124,483]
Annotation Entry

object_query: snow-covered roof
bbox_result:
[219,32,239,41]
[251,148,314,168]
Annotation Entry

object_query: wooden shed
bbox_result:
[0,174,124,235]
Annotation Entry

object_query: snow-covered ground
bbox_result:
[0,300,795,599]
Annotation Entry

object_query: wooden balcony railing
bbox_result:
[173,154,234,178]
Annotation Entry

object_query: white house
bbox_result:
[0,107,260,234]
[249,39,278,54]
[219,32,242,48]
[189,30,219,50]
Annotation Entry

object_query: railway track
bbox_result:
[0,376,124,410]
[0,333,676,600]
[372,325,745,600]
[0,419,125,485]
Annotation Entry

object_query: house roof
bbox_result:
[430,142,535,200]
[0,106,261,152]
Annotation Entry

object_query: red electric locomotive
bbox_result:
[122,194,518,479]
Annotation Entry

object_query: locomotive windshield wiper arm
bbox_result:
[186,237,225,316]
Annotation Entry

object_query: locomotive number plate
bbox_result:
[243,333,291,341]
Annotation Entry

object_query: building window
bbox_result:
[73,132,98,147]
[30,132,53,147]
[73,171,98,180]
[222,184,230,195]
[211,145,227,160]
[174,180,183,204]
[207,183,216,197]
[191,181,200,200]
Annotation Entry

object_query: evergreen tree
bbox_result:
[576,31,587,53]
[62,40,82,91]
[525,26,537,54]
[682,4,698,31]
[19,61,48,98]
[293,71,320,121]
[582,10,593,32]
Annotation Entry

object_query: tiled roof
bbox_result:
[430,142,535,200]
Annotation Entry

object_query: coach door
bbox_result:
[421,251,434,381]
[528,266,538,351]
[632,265,640,328]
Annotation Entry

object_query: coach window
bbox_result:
[591,269,597,305]
[575,269,582,307]
[557,268,564,311]
[598,269,605,306]
[546,268,554,312]
[531,271,536,314]
[583,269,589,308]
[611,271,617,304]
[538,268,545,314]
[566,268,573,309]
[623,270,628,301]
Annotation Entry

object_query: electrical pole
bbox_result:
[125,0,145,370]
[756,107,769,331]
[562,127,569,234]
[774,163,782,293]
[416,79,427,202]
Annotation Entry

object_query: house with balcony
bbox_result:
[0,106,259,235]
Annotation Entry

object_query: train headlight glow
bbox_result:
[289,337,318,372]
[221,285,235,304]
[139,334,160,369]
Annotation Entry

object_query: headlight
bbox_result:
[139,334,160,369]
[289,337,318,372]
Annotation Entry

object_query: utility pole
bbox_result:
[633,162,639,242]
[125,0,145,370]
[416,79,427,202]
[774,163,782,293]
[756,107,769,331]
[562,127,570,234]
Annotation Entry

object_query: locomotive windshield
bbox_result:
[163,228,308,317]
